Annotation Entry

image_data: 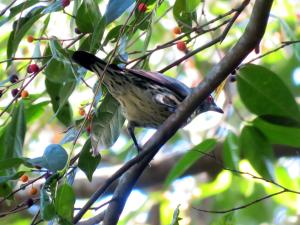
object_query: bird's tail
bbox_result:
[72,51,108,72]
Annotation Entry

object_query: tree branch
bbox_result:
[73,0,274,223]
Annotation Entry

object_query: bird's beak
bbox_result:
[212,106,224,114]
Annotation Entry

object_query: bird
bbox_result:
[72,51,223,152]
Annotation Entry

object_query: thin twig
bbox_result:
[192,190,286,214]
[0,0,17,16]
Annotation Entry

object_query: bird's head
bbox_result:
[198,95,223,114]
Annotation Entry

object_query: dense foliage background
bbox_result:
[0,0,299,224]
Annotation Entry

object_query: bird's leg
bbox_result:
[127,122,141,152]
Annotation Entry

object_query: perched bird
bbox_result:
[72,51,223,152]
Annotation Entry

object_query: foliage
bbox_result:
[0,0,299,224]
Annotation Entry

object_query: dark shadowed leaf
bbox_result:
[78,139,101,181]
[164,139,217,188]
[223,131,239,170]
[55,184,75,222]
[238,64,300,122]
[45,79,73,126]
[104,0,134,25]
[103,25,129,46]
[240,125,274,179]
[91,93,125,153]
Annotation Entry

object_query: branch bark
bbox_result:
[73,0,274,223]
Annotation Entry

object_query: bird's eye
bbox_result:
[207,95,213,103]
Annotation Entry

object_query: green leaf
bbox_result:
[90,18,106,53]
[223,132,239,170]
[173,0,196,30]
[48,39,71,63]
[78,139,101,181]
[103,25,129,46]
[3,102,26,159]
[253,117,300,147]
[91,93,125,153]
[75,0,101,33]
[237,64,300,122]
[45,79,73,126]
[199,171,232,199]
[170,205,182,225]
[0,171,25,184]
[45,58,76,83]
[0,0,40,27]
[164,139,217,188]
[0,158,25,171]
[186,0,202,12]
[104,0,134,25]
[28,144,68,172]
[25,101,50,125]
[55,184,75,222]
[7,6,45,61]
[211,213,235,225]
[239,125,274,179]
[40,189,56,220]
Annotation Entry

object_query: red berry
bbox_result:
[27,64,39,73]
[21,90,29,98]
[86,125,91,134]
[29,187,38,196]
[0,90,3,98]
[11,88,20,98]
[173,27,181,35]
[176,41,187,52]
[9,74,19,83]
[27,35,34,43]
[19,174,29,183]
[61,0,70,8]
[79,107,85,116]
[138,3,147,12]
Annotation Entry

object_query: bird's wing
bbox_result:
[126,68,191,99]
[72,51,191,99]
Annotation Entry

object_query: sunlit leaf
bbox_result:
[55,184,75,222]
[164,139,217,188]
